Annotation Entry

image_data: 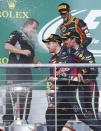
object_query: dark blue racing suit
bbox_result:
[46,47,101,131]
[73,47,99,119]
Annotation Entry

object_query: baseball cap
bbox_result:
[61,31,81,43]
[58,3,70,14]
[42,34,62,43]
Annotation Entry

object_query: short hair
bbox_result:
[23,18,39,27]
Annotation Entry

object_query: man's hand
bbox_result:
[48,76,58,82]
[78,73,89,84]
[82,79,89,84]
[47,76,57,90]
[33,57,41,64]
[78,73,83,82]
[47,81,55,90]
[82,68,88,74]
[21,49,31,56]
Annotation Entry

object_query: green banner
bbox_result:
[0,0,101,88]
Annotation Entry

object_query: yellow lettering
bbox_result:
[2,11,9,18]
[9,11,15,18]
[16,11,22,18]
[23,12,29,18]
[0,10,30,19]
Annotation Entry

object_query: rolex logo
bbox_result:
[7,0,17,9]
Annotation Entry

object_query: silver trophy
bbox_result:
[10,86,29,124]
[7,86,36,131]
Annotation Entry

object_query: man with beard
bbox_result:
[3,18,40,126]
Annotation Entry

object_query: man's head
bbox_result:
[42,34,62,54]
[61,31,81,48]
[58,3,70,21]
[23,18,39,39]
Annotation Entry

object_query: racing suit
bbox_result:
[72,47,99,119]
[46,47,101,131]
[57,15,92,48]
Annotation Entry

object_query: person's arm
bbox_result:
[74,48,93,63]
[79,66,98,85]
[5,31,31,56]
[77,19,92,47]
[74,48,98,83]
[55,23,64,36]
[5,43,31,56]
[33,57,41,64]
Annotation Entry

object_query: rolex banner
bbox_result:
[0,0,101,87]
[0,0,101,61]
[0,0,101,86]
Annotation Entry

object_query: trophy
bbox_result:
[9,86,29,124]
[7,86,36,131]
